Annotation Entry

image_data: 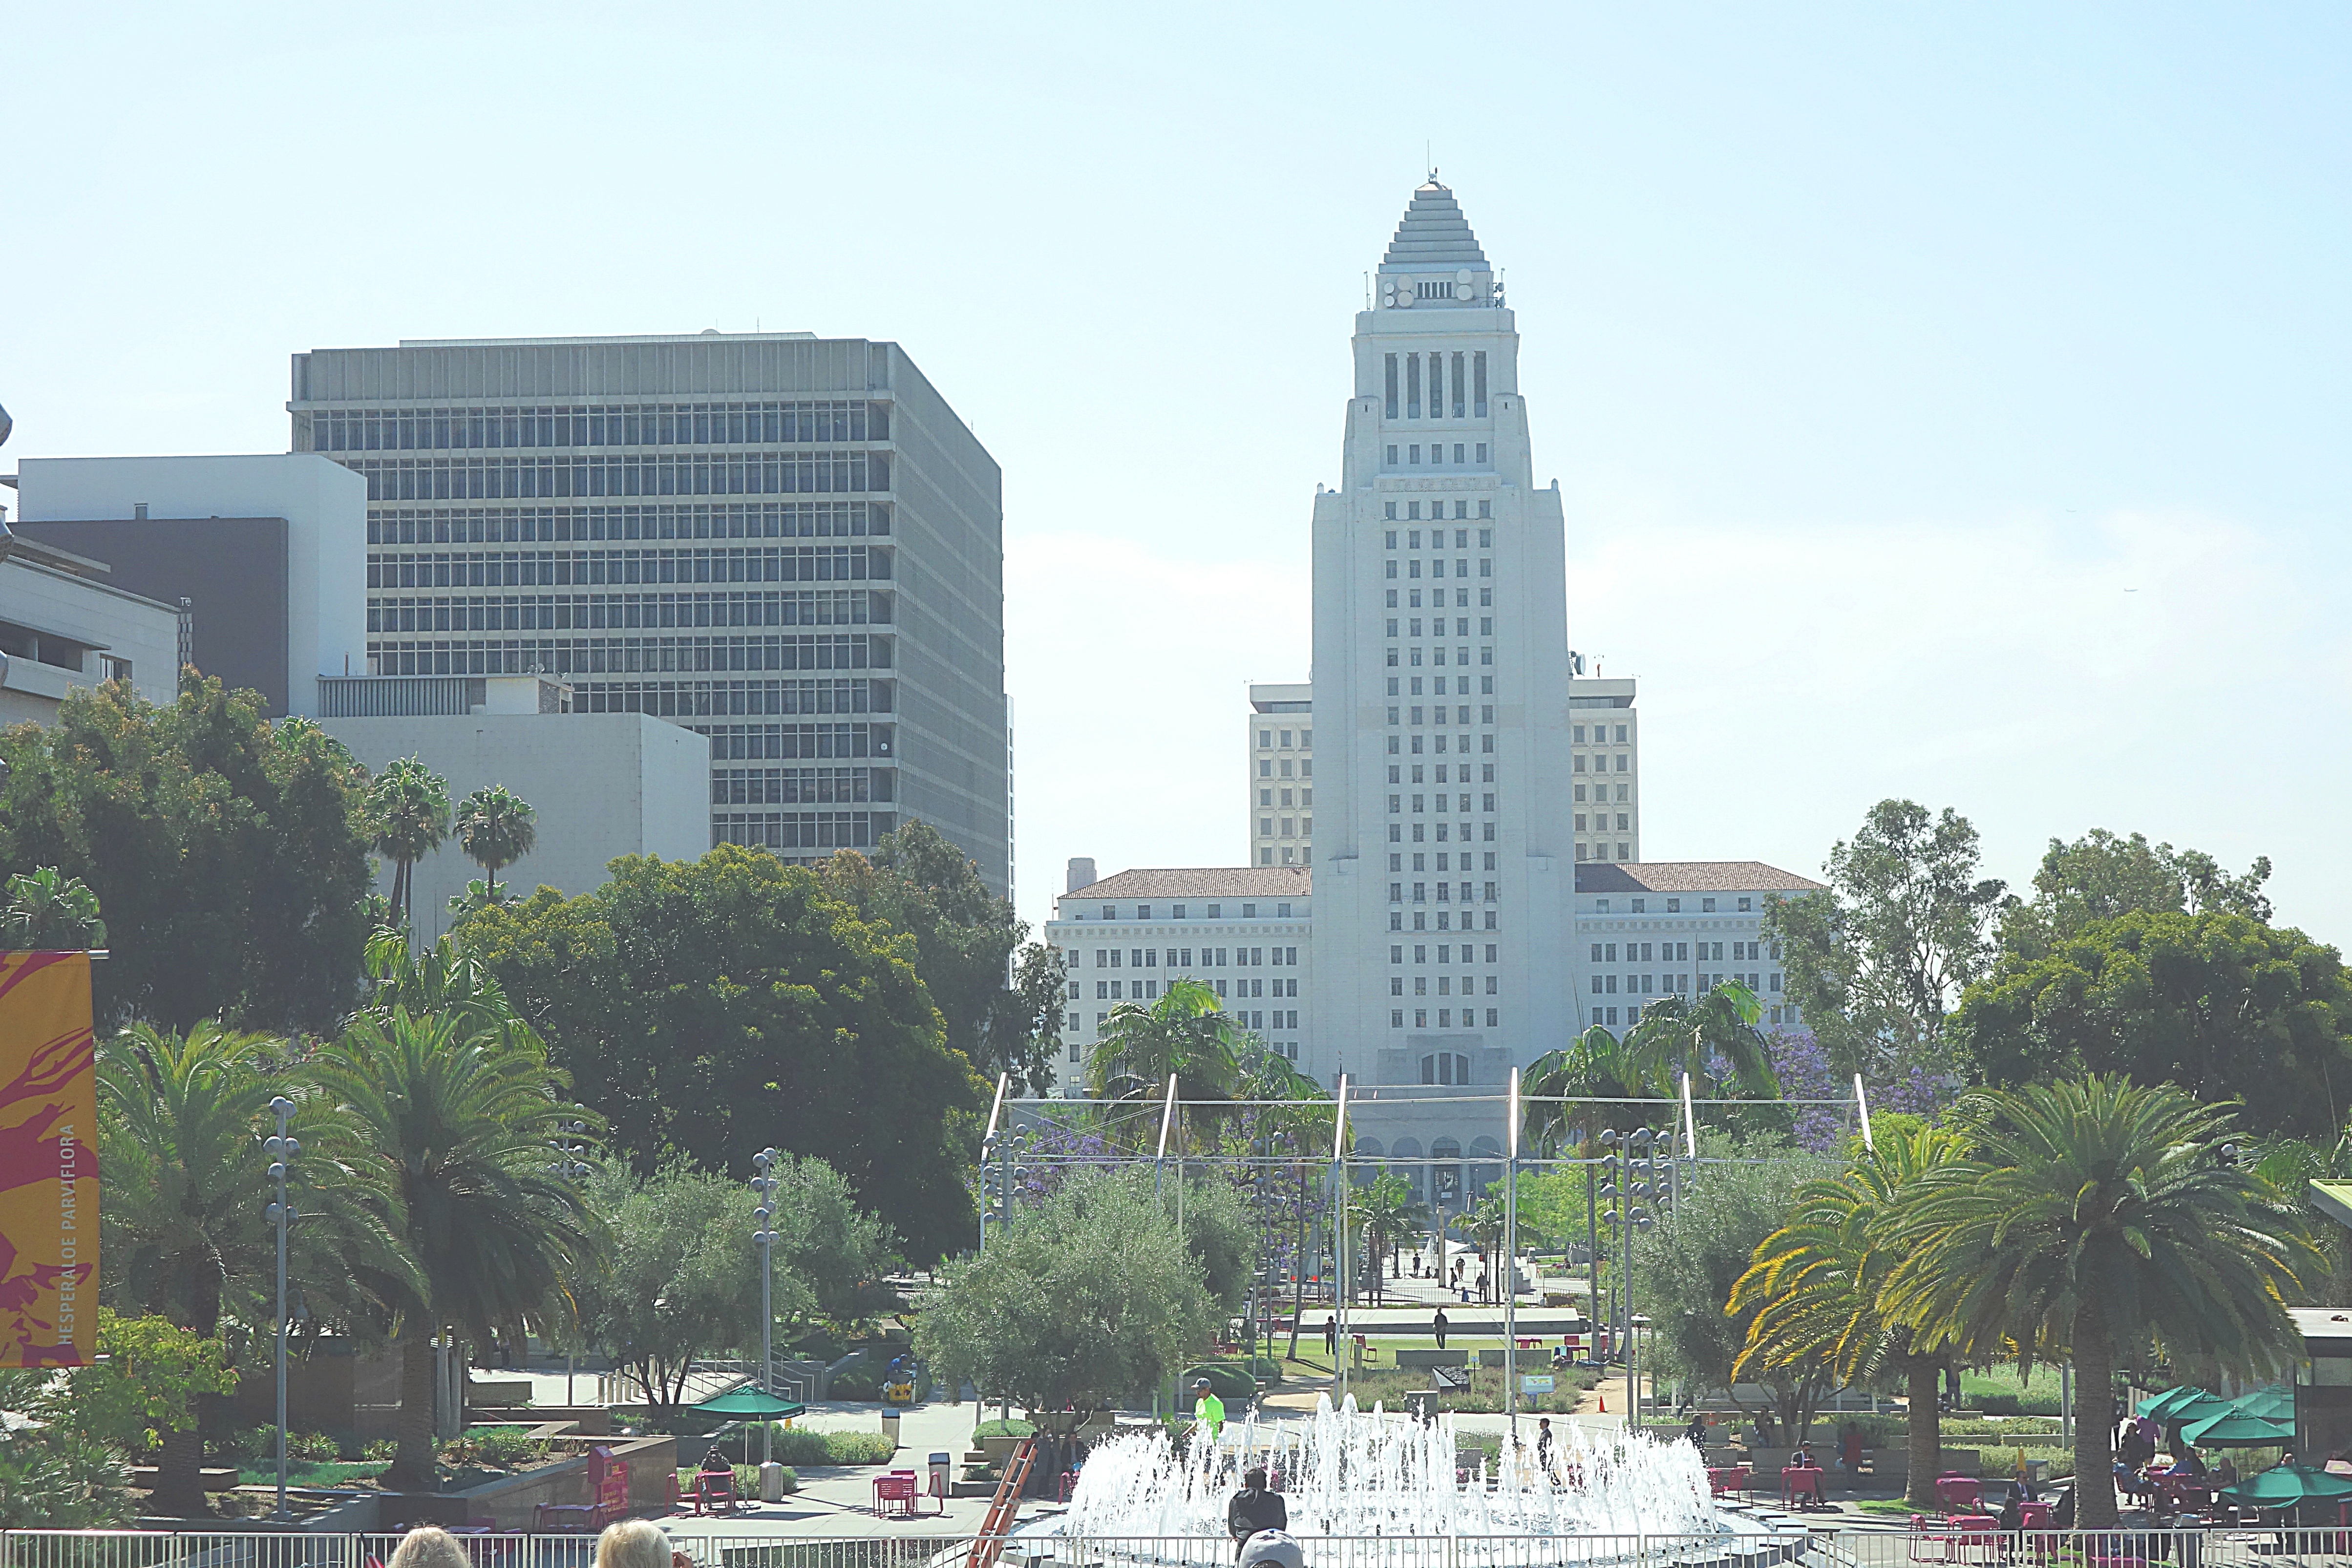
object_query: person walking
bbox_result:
[1433,1308,1450,1351]
[1228,1465,1288,1560]
[1193,1378,1227,1442]
[1535,1417,1556,1480]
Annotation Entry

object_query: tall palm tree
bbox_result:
[1349,1169,1425,1306]
[316,1007,601,1491]
[1731,1124,1974,1506]
[0,867,107,951]
[1523,1025,1637,1325]
[365,758,450,928]
[452,784,537,900]
[1879,1078,2318,1527]
[1230,1044,1332,1356]
[98,1022,408,1514]
[1084,978,1242,1149]
[1621,980,1779,1098]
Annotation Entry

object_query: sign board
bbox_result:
[1522,1374,1555,1395]
[0,953,96,1366]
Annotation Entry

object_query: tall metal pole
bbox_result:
[1331,1075,1350,1402]
[978,1073,1010,1254]
[752,1149,780,1472]
[1504,1066,1520,1441]
[264,1097,297,1520]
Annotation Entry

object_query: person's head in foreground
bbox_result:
[387,1529,473,1568]
[595,1520,671,1568]
[1243,1466,1268,1491]
[1238,1531,1304,1568]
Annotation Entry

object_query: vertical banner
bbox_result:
[0,952,95,1366]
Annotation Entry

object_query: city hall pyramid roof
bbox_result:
[1380,176,1489,272]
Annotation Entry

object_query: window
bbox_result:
[1409,445,1421,465]
[1101,906,1115,919]
[1385,444,1398,465]
[1702,897,1716,912]
[1738,897,1753,911]
[1385,502,1397,520]
[1385,354,1398,418]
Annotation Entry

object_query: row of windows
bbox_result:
[1392,702,1493,727]
[711,809,890,850]
[310,401,884,453]
[337,452,889,504]
[1261,817,1311,838]
[1592,971,1776,996]
[1577,783,1630,803]
[712,766,891,805]
[1384,351,1489,420]
[1385,560,1489,582]
[1390,528,1491,551]
[1090,977,1298,1000]
[1255,728,1312,749]
[1390,851,1498,872]
[1390,737,1494,761]
[1087,946,1298,968]
[1576,724,1631,744]
[1387,792,1496,815]
[1577,814,1633,833]
[1392,768,1493,792]
[578,677,882,718]
[367,591,884,635]
[1255,757,1312,779]
[1258,846,1312,866]
[1392,910,1495,932]
[1588,895,1759,914]
[1081,903,1295,920]
[371,545,887,590]
[704,721,889,761]
[393,634,879,676]
[1576,844,1634,862]
[1390,1008,1500,1030]
[1388,591,1492,612]
[1390,881,1498,904]
[1257,787,1311,808]
[1386,500,1490,521]
[1395,943,1495,964]
[1590,940,1769,963]
[1387,648,1492,670]
[365,501,882,546]
[1385,442,1488,468]
[1391,975,1500,996]
[1573,755,1632,775]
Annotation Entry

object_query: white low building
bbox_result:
[1041,861,1313,1096]
[1571,860,1823,1033]
[319,673,707,938]
[0,529,181,721]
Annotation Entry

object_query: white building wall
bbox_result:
[0,555,180,722]
[1246,683,1314,866]
[15,454,368,716]
[321,711,707,942]
[1569,676,1639,865]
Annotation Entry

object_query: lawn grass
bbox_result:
[234,1460,389,1487]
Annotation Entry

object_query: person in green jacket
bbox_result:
[1193,1377,1227,1439]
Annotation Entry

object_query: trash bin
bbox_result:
[929,1451,953,1501]
[760,1460,788,1502]
[881,1410,902,1449]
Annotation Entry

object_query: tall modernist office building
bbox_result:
[287,333,1009,892]
[1309,178,1578,1137]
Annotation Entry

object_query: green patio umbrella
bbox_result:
[692,1387,806,1419]
[2182,1409,2294,1447]
[2139,1386,2225,1420]
[2233,1386,2295,1423]
[2222,1464,2352,1506]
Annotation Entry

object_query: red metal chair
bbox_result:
[873,1470,919,1519]
[1782,1465,1826,1509]
[692,1468,739,1516]
[1935,1474,1985,1514]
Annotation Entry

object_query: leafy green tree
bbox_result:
[1879,1078,2318,1527]
[316,1006,601,1491]
[1634,1139,1837,1441]
[1229,1045,1335,1357]
[365,757,451,928]
[453,845,985,1262]
[1998,829,2275,962]
[1624,980,1780,1097]
[914,1167,1217,1421]
[97,1021,410,1514]
[1731,1126,1974,1505]
[1763,799,2007,1081]
[0,867,106,950]
[0,678,375,1032]
[825,825,1065,1094]
[453,784,536,899]
[1952,911,2352,1137]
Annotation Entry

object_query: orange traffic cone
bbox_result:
[1599,1394,1607,1412]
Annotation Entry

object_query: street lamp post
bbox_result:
[751,1148,781,1484]
[263,1097,298,1520]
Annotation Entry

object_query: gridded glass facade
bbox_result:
[291,336,1006,887]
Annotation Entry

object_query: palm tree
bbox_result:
[0,867,106,950]
[1084,978,1242,1148]
[1348,1169,1426,1306]
[452,784,537,900]
[1524,1025,1638,1323]
[1621,980,1779,1098]
[98,1022,408,1514]
[1879,1078,2318,1527]
[1230,1044,1332,1357]
[1731,1124,1974,1506]
[315,1006,600,1491]
[1455,1195,1509,1302]
[365,758,450,927]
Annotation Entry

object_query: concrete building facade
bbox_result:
[0,530,181,722]
[318,673,707,941]
[1571,861,1823,1033]
[1040,863,1312,1097]
[1307,178,1577,1137]
[1247,682,1314,866]
[286,332,1010,893]
[1570,675,1639,865]
[14,454,367,717]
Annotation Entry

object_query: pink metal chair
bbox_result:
[1782,1465,1826,1509]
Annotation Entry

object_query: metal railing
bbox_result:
[12,1529,2352,1568]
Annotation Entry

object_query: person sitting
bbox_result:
[1790,1441,1816,1468]
[2213,1453,2239,1488]
[700,1445,731,1477]
[1995,1488,2024,1533]
[2166,1444,2208,1479]
[1228,1466,1288,1560]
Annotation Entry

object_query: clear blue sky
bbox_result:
[9,2,2350,942]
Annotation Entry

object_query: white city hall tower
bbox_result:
[1309,177,1575,1162]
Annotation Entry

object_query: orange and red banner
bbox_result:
[0,953,95,1366]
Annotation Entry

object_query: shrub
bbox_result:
[764,1427,898,1466]
[1182,1364,1255,1405]
[363,1438,397,1462]
[829,1366,882,1400]
[973,1420,1036,1439]
[475,1430,545,1468]
[287,1431,340,1463]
